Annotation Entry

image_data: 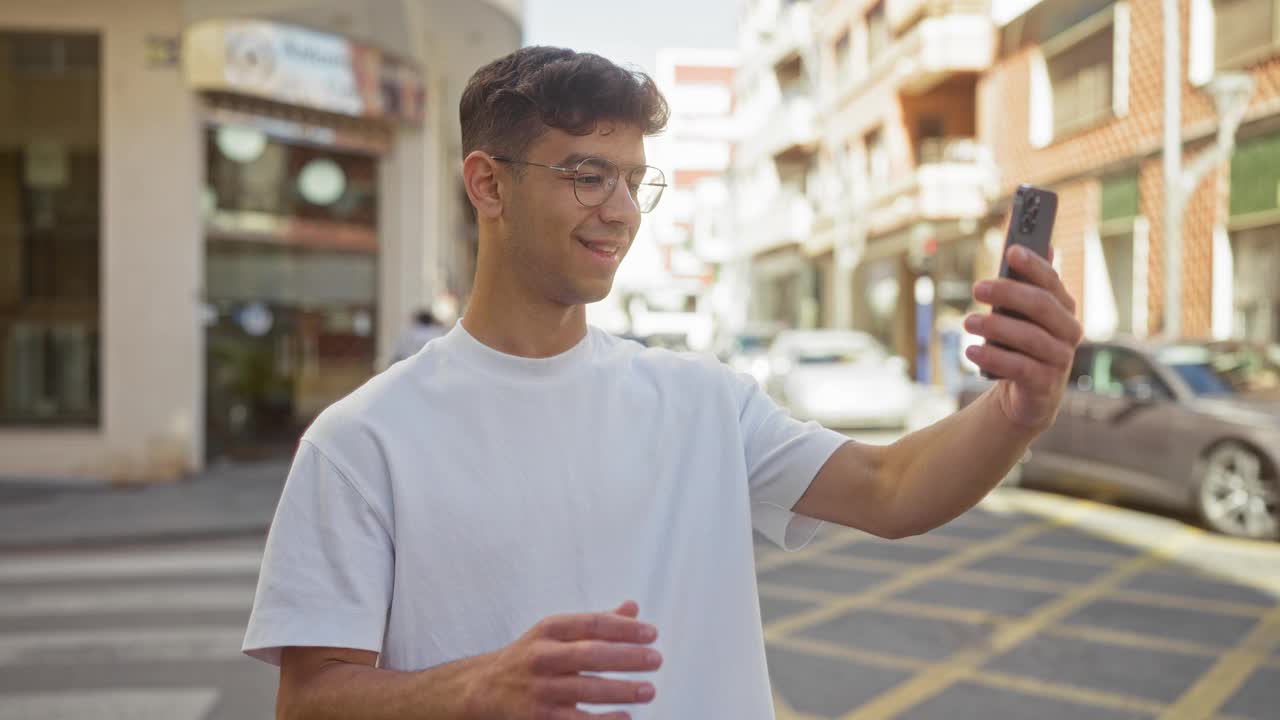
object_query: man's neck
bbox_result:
[462,276,588,359]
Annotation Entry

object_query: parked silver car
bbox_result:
[960,338,1280,540]
[767,330,913,430]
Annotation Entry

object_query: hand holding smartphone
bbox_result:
[982,184,1058,380]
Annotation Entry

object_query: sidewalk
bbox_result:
[0,461,288,551]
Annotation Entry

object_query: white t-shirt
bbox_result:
[244,323,848,718]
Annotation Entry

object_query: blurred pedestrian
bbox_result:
[244,45,1082,719]
[389,307,447,365]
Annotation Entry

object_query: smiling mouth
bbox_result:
[578,238,621,258]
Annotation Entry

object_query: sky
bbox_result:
[523,0,739,75]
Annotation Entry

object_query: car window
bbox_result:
[1086,348,1169,399]
[1158,345,1239,396]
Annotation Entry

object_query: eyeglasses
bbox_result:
[492,155,667,213]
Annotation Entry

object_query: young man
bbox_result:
[244,47,1082,719]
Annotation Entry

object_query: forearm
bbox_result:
[281,653,491,720]
[882,388,1037,536]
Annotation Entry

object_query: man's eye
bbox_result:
[576,174,605,186]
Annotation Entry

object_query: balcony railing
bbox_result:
[865,138,994,233]
[892,5,994,94]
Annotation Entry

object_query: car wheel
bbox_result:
[1196,442,1279,541]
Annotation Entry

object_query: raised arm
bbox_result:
[794,245,1082,538]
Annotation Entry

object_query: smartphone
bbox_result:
[982,184,1058,380]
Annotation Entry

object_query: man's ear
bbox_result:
[463,151,504,220]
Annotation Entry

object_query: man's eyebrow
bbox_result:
[557,152,648,170]
[558,152,591,167]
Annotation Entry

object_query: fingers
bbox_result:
[1005,245,1076,315]
[965,341,1062,391]
[532,639,664,675]
[964,312,1073,372]
[540,607,656,644]
[537,675,656,706]
[974,277,1082,347]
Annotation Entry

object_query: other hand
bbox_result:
[468,600,662,719]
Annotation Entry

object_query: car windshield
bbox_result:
[1158,344,1280,396]
[1209,344,1280,393]
[1166,362,1233,396]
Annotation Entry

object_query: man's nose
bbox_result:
[598,179,641,225]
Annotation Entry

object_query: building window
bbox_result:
[1099,174,1141,335]
[1215,0,1279,69]
[0,32,101,426]
[867,2,890,65]
[1047,24,1114,138]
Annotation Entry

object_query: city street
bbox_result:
[1,487,1277,719]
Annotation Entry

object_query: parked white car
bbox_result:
[767,330,914,430]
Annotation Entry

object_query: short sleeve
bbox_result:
[736,372,849,552]
[243,440,394,665]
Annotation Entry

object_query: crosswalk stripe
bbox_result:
[0,585,255,617]
[0,689,221,720]
[0,627,247,665]
[0,549,263,583]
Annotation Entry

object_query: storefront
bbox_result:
[0,0,522,483]
[185,19,423,461]
[849,221,980,385]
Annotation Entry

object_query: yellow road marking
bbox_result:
[872,599,1015,627]
[974,670,1166,715]
[803,552,919,576]
[769,635,927,672]
[1159,603,1280,720]
[1109,588,1271,619]
[946,568,1077,594]
[905,531,1131,566]
[1042,623,1224,659]
[765,517,1066,642]
[758,582,843,604]
[838,528,1197,720]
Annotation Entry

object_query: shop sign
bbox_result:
[184,19,424,123]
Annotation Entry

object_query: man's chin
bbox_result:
[565,277,616,306]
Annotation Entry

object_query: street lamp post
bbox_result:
[1161,0,1255,340]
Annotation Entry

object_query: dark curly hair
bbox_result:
[460,46,670,167]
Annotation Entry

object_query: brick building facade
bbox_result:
[982,0,1280,342]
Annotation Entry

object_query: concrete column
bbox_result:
[377,123,437,368]
[0,0,202,482]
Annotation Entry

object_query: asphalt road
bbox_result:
[1,487,1277,719]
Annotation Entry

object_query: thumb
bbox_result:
[613,600,639,618]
